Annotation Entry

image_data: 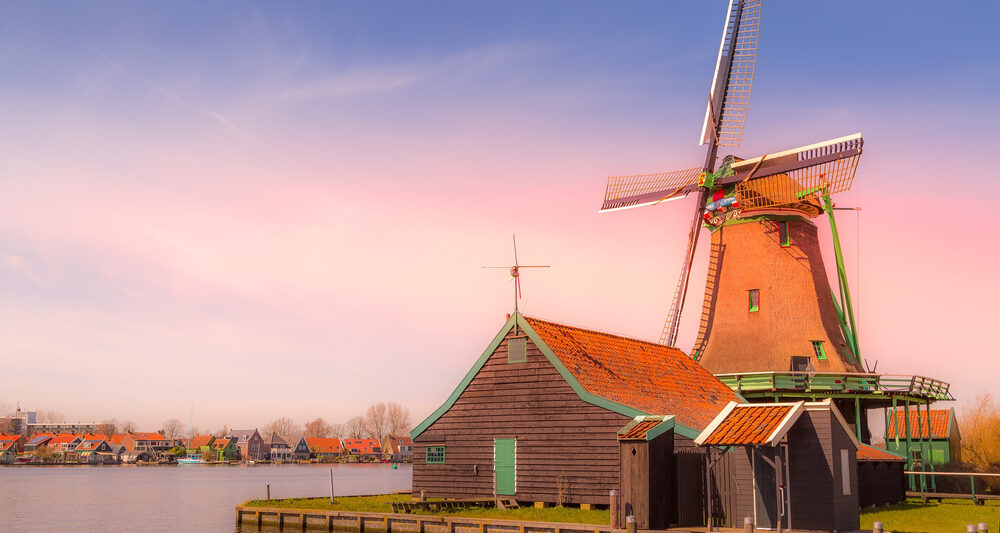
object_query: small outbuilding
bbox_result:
[695,399,861,533]
[856,444,906,507]
[885,408,961,465]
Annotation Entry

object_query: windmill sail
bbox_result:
[700,0,760,148]
[600,167,701,212]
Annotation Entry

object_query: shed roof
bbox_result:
[695,402,802,446]
[617,416,674,441]
[857,443,906,462]
[886,409,952,440]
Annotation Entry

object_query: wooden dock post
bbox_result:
[625,515,636,533]
[257,511,263,530]
[609,490,618,529]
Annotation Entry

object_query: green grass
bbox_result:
[243,495,609,524]
[861,498,1000,533]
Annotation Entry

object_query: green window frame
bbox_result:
[811,340,827,360]
[780,221,791,247]
[748,289,760,312]
[507,337,527,363]
[426,446,445,464]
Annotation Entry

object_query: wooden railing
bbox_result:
[904,471,1000,505]
[715,372,954,401]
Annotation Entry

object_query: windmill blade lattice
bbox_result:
[600,167,701,212]
[701,0,761,147]
[734,134,864,209]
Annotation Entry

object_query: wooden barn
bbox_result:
[411,312,740,528]
[695,400,861,532]
[885,408,962,465]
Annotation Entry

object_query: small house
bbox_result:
[227,429,265,461]
[306,437,344,461]
[287,435,311,461]
[383,436,413,462]
[0,434,23,454]
[264,433,294,462]
[342,438,381,461]
[885,408,961,465]
[24,433,53,452]
[186,435,215,457]
[0,440,17,464]
[695,400,861,532]
[212,437,238,461]
[76,439,118,464]
[126,432,168,452]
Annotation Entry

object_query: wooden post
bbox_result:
[257,511,263,530]
[267,484,271,502]
[420,490,427,502]
[609,490,619,529]
[903,398,913,490]
[625,515,636,533]
[236,510,243,527]
[705,449,713,532]
[302,513,308,532]
[330,469,335,504]
[775,448,784,533]
[328,515,335,533]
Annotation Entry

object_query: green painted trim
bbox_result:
[425,445,445,464]
[410,314,519,439]
[618,415,676,442]
[411,312,706,441]
[780,221,791,247]
[812,340,827,360]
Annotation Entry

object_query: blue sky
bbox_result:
[1,1,997,431]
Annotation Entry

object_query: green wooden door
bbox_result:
[495,438,516,496]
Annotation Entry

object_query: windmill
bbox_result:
[484,235,550,323]
[599,0,865,374]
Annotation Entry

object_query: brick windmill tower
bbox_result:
[598,0,952,467]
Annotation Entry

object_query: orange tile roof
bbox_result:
[212,438,232,449]
[618,420,662,440]
[76,439,106,451]
[308,438,344,454]
[857,443,906,462]
[48,433,81,446]
[886,409,950,439]
[0,441,15,451]
[188,435,214,449]
[0,434,19,442]
[130,432,165,441]
[524,316,739,430]
[108,434,127,445]
[699,404,795,446]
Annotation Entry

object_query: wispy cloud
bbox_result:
[276,42,551,101]
[101,54,251,139]
[3,254,43,284]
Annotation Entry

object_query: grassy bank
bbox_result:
[243,495,609,524]
[861,499,1000,533]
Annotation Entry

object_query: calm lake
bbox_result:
[1,463,412,533]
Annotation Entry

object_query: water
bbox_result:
[1,463,412,533]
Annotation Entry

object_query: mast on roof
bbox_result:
[483,235,549,333]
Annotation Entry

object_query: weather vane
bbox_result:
[483,235,549,322]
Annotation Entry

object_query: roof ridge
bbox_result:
[523,315,689,355]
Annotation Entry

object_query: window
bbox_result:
[811,340,827,360]
[790,356,814,372]
[507,337,527,363]
[426,446,446,464]
[748,289,760,312]
[779,221,791,247]
[841,449,852,495]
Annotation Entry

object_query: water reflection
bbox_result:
[1,463,411,533]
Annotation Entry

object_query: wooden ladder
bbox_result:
[495,498,519,510]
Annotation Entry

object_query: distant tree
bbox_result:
[264,417,300,437]
[37,410,65,424]
[962,392,1000,469]
[0,402,12,417]
[329,423,345,438]
[34,445,55,463]
[161,418,186,443]
[204,447,218,461]
[386,403,412,437]
[216,425,230,437]
[168,446,187,457]
[120,420,137,433]
[346,416,366,439]
[97,419,119,436]
[364,403,389,440]
[304,418,332,438]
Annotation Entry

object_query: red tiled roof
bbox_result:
[130,432,165,441]
[307,438,344,454]
[886,410,950,440]
[618,420,662,440]
[188,435,214,449]
[524,316,739,430]
[0,434,19,442]
[212,438,232,450]
[0,441,15,451]
[857,443,906,462]
[76,439,106,451]
[699,404,796,446]
[49,433,81,446]
[342,438,380,454]
[109,434,127,445]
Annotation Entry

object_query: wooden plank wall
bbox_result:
[413,330,633,504]
[787,409,835,532]
[858,462,905,507]
[831,412,861,533]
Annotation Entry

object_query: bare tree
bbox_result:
[303,418,332,438]
[329,423,345,438]
[264,417,300,437]
[346,416,366,439]
[216,425,230,437]
[37,410,65,423]
[120,420,137,433]
[97,419,119,436]
[161,418,186,443]
[962,393,1000,469]
[364,403,390,441]
[386,403,412,437]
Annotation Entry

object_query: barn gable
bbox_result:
[413,312,740,441]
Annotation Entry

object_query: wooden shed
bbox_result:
[410,312,739,526]
[885,408,961,465]
[856,444,906,507]
[695,399,860,532]
[617,416,674,529]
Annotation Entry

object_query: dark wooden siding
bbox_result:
[787,409,834,531]
[831,413,860,533]
[858,462,905,507]
[413,330,632,504]
[619,433,674,529]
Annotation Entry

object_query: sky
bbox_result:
[1,1,998,433]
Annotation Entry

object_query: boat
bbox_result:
[178,453,206,464]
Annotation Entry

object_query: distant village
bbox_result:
[0,405,414,466]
